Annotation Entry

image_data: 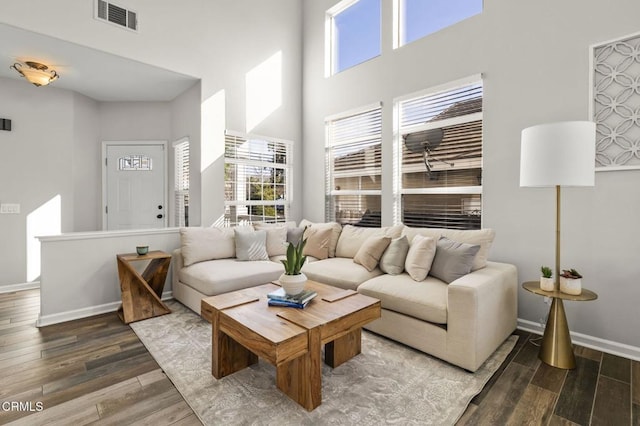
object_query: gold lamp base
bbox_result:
[540,298,575,369]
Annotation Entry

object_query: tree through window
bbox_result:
[224,132,291,225]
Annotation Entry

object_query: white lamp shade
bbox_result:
[520,121,596,187]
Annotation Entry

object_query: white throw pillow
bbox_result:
[353,235,392,272]
[379,235,410,275]
[299,220,342,257]
[403,227,495,271]
[180,227,236,267]
[404,234,437,281]
[234,229,269,261]
[335,224,403,258]
[302,226,332,260]
[252,223,288,256]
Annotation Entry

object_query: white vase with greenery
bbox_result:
[279,235,308,296]
[559,268,582,295]
[540,266,555,292]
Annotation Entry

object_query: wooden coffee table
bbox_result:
[201,280,381,411]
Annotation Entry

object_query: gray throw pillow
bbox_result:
[380,235,410,275]
[429,237,480,284]
[287,227,305,245]
[234,229,269,261]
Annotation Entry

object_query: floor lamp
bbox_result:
[520,121,596,368]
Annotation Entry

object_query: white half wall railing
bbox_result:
[37,228,180,327]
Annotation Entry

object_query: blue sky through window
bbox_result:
[402,0,482,46]
[333,0,381,74]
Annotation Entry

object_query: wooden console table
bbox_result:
[116,250,172,324]
[522,281,597,369]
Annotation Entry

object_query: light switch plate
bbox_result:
[0,203,20,214]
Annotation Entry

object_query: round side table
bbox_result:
[522,281,597,369]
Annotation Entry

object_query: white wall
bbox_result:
[0,0,304,227]
[38,229,180,326]
[98,102,172,141]
[0,0,303,288]
[171,82,202,226]
[0,80,182,286]
[0,78,76,285]
[302,0,640,351]
[72,93,101,232]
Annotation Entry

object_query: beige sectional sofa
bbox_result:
[172,221,517,372]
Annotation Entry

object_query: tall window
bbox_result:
[395,77,483,230]
[395,0,483,48]
[326,104,382,227]
[173,139,189,227]
[326,0,381,76]
[224,131,291,225]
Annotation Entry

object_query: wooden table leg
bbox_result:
[276,327,322,411]
[325,328,362,368]
[211,310,257,379]
[142,258,171,298]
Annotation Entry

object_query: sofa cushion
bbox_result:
[380,235,410,275]
[404,235,437,281]
[179,258,283,296]
[358,273,448,324]
[402,227,495,271]
[252,223,288,256]
[180,226,237,266]
[335,224,403,258]
[353,235,391,272]
[429,237,480,284]
[440,228,494,271]
[299,220,342,257]
[302,257,383,290]
[234,229,269,261]
[303,226,332,260]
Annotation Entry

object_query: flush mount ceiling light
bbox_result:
[10,61,59,87]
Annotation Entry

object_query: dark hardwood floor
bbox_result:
[0,289,200,425]
[0,289,637,425]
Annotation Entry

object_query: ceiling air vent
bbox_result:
[95,0,138,31]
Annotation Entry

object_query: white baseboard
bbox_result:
[518,318,640,362]
[0,281,40,294]
[37,291,174,327]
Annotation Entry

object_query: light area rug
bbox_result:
[131,300,517,426]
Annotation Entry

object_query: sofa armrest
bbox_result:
[172,248,184,286]
[446,261,518,371]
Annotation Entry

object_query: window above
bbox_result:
[326,0,381,76]
[396,0,483,48]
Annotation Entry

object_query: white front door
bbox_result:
[104,143,166,230]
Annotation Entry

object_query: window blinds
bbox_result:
[174,140,189,227]
[325,104,382,227]
[398,81,483,230]
[224,132,291,226]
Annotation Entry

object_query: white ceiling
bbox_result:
[0,23,199,102]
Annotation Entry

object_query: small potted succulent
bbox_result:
[559,268,582,295]
[279,233,308,295]
[540,266,554,292]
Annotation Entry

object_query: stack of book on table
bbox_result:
[267,288,317,309]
